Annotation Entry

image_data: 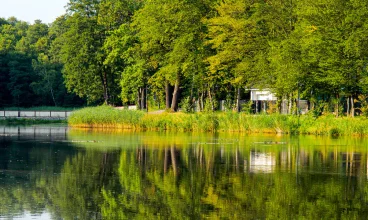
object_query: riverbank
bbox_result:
[67,106,368,136]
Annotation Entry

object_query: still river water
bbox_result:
[1,125,368,219]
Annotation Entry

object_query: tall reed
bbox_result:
[68,106,145,129]
[68,106,368,136]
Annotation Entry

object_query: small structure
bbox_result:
[281,99,309,115]
[248,88,277,113]
[115,105,137,110]
[249,88,277,101]
[128,105,137,110]
[248,88,309,114]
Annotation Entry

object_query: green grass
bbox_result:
[68,106,368,136]
[68,106,145,129]
[1,106,81,111]
[0,118,67,125]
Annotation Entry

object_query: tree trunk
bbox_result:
[335,94,339,117]
[294,98,298,115]
[171,76,180,112]
[137,88,142,110]
[140,87,146,110]
[288,94,292,114]
[190,75,194,101]
[200,92,204,111]
[236,87,240,112]
[102,72,109,104]
[351,95,355,117]
[165,81,172,109]
[347,97,350,117]
[207,87,213,111]
[44,68,57,107]
[50,87,57,107]
[276,97,282,114]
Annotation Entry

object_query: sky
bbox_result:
[0,0,69,24]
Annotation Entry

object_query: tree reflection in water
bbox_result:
[1,131,368,219]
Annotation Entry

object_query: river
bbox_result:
[0,125,368,219]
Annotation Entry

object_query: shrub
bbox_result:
[358,95,368,118]
[203,98,218,113]
[241,101,253,114]
[179,97,193,113]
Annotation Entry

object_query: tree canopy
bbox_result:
[0,17,84,107]
[2,0,368,115]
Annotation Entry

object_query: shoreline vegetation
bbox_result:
[68,106,368,136]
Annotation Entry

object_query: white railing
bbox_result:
[0,110,73,118]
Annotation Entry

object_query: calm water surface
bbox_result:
[1,125,368,219]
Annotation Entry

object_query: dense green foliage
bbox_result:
[0,18,85,108]
[3,0,368,114]
[68,106,368,136]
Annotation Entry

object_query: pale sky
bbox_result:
[0,0,69,24]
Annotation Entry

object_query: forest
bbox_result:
[1,0,368,116]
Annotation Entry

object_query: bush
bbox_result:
[203,98,218,113]
[179,97,193,113]
[358,95,368,118]
[241,101,253,114]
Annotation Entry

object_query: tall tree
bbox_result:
[101,0,145,108]
[205,0,272,111]
[57,0,119,104]
[133,0,208,111]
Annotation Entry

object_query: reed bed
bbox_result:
[68,106,368,136]
[68,106,145,129]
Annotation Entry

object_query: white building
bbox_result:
[249,88,277,101]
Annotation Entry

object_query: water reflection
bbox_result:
[249,151,275,173]
[0,127,368,219]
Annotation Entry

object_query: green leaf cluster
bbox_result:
[3,0,368,114]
